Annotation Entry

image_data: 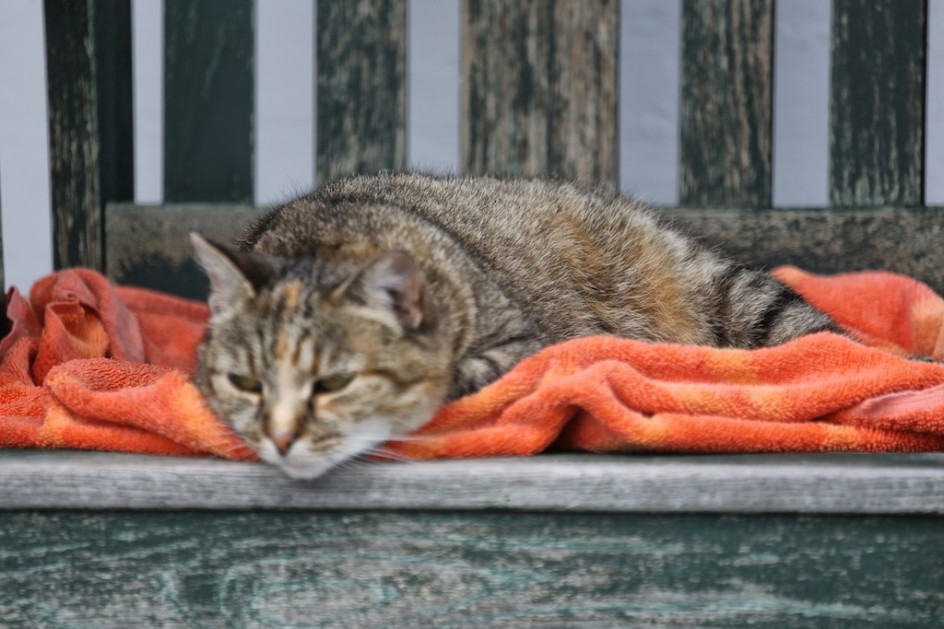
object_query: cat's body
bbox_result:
[193,173,837,478]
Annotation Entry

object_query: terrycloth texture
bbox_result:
[2,266,944,460]
[394,266,944,458]
[0,269,255,459]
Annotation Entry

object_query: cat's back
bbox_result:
[248,173,682,282]
[244,173,722,344]
[312,173,654,259]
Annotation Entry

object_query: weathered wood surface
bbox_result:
[830,0,925,207]
[106,203,265,299]
[2,451,944,513]
[317,0,406,183]
[91,0,135,216]
[0,508,941,627]
[106,203,944,298]
[462,0,618,184]
[680,0,773,207]
[43,0,104,270]
[670,206,944,293]
[164,0,254,202]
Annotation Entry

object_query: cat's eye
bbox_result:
[313,374,355,396]
[228,373,263,394]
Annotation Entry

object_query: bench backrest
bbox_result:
[8,0,942,305]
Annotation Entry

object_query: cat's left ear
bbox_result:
[343,251,426,330]
[191,232,271,316]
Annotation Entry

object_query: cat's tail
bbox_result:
[710,265,842,349]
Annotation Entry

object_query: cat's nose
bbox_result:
[266,400,303,456]
[268,428,299,456]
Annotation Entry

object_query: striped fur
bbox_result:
[194,173,839,478]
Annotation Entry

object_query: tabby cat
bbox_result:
[192,173,837,478]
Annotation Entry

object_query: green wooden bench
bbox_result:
[3,1,943,626]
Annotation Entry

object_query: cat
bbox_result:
[191,172,838,478]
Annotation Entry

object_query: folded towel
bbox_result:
[0,269,255,459]
[389,266,944,459]
[2,266,944,461]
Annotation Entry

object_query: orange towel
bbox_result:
[0,269,255,460]
[2,266,944,460]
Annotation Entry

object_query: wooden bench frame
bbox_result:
[2,451,943,625]
[4,1,944,624]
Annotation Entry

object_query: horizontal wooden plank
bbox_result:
[670,206,944,293]
[106,203,944,298]
[105,203,265,298]
[1,509,942,626]
[2,451,943,513]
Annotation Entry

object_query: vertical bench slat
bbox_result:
[316,0,407,183]
[163,0,254,203]
[43,0,105,270]
[91,0,135,219]
[679,0,773,208]
[829,0,926,207]
[461,0,618,184]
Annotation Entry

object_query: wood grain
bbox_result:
[669,206,944,293]
[91,0,135,216]
[3,451,944,513]
[43,0,104,270]
[106,203,265,299]
[316,0,406,183]
[462,0,618,184]
[830,0,925,207]
[163,0,254,202]
[0,509,941,626]
[679,0,773,207]
[105,203,944,297]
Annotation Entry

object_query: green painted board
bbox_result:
[316,0,406,183]
[106,203,265,300]
[679,0,774,208]
[43,0,104,270]
[41,0,133,272]
[164,0,254,203]
[461,0,618,184]
[91,0,135,212]
[1,510,941,627]
[829,0,925,207]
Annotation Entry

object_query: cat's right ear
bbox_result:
[190,232,268,316]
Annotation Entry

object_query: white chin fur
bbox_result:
[255,412,437,479]
[274,457,340,480]
[257,434,385,480]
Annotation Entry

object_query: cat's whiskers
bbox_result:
[194,435,258,460]
[332,453,379,473]
[378,433,426,443]
[360,450,401,462]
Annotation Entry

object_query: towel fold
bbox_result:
[2,266,944,461]
[0,269,255,459]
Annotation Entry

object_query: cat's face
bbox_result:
[191,234,451,478]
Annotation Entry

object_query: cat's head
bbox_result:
[191,233,452,479]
